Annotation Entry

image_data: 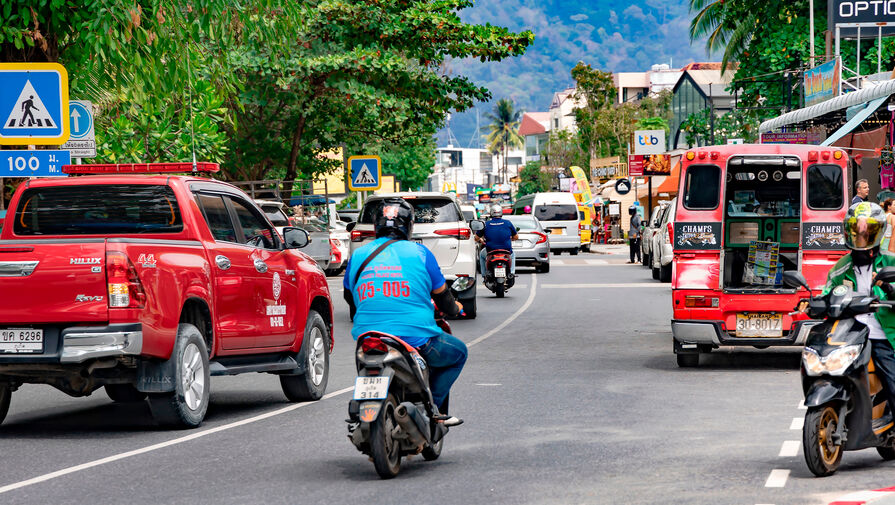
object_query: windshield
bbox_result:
[360,198,461,224]
[534,204,578,221]
[13,185,183,235]
[260,206,290,227]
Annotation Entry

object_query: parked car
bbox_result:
[0,164,334,428]
[650,198,676,282]
[641,203,667,268]
[338,209,360,223]
[350,192,478,318]
[504,214,550,273]
[326,221,351,276]
[293,218,332,271]
[460,204,477,223]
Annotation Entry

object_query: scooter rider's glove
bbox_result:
[433,286,462,318]
[881,281,895,298]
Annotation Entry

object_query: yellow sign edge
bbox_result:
[347,155,383,191]
[0,62,70,145]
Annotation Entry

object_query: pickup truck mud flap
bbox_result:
[136,357,177,393]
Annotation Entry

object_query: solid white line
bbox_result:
[778,440,800,457]
[764,469,790,488]
[0,276,538,494]
[541,283,664,289]
[475,383,503,386]
[0,385,354,495]
[467,274,538,348]
[790,417,804,430]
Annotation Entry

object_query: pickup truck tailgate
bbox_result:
[0,242,109,323]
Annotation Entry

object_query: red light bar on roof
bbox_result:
[61,162,220,175]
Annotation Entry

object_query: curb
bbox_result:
[830,486,895,504]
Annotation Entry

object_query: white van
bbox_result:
[524,192,581,255]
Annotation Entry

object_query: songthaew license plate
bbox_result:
[353,376,390,400]
[550,228,563,235]
[495,267,507,278]
[735,313,782,337]
[0,328,43,353]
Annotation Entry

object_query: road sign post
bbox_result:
[347,155,382,191]
[1,150,71,177]
[0,63,69,145]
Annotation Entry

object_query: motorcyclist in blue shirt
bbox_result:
[343,197,466,426]
[475,204,518,277]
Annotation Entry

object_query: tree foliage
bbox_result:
[680,109,760,146]
[484,98,524,184]
[517,161,552,197]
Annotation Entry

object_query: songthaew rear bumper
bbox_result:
[671,319,820,349]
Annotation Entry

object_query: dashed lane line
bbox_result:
[778,441,800,457]
[0,275,540,495]
[790,417,804,430]
[765,469,790,488]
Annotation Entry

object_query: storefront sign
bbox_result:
[608,203,620,216]
[829,1,895,36]
[628,155,644,176]
[614,178,632,195]
[674,222,722,250]
[802,222,846,250]
[760,132,826,144]
[642,154,671,176]
[804,57,841,107]
[633,129,666,155]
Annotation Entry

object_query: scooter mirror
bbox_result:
[469,220,485,232]
[782,271,810,291]
[877,266,895,283]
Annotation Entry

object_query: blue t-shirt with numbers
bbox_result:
[344,237,446,347]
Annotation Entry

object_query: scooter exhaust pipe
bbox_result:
[395,402,429,447]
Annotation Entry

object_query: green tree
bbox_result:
[517,161,552,197]
[689,0,773,73]
[680,109,760,146]
[484,98,524,184]
[571,63,616,160]
[373,137,437,191]
[543,129,585,174]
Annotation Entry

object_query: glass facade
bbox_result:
[671,77,714,149]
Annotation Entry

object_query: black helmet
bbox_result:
[374,197,414,240]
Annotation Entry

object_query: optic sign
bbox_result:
[0,63,70,145]
[633,129,665,155]
[1,150,71,177]
[829,0,895,36]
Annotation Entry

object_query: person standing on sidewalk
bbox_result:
[627,205,641,264]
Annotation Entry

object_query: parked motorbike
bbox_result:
[482,249,515,298]
[783,269,895,476]
[347,312,452,478]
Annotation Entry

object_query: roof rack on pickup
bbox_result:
[61,162,219,175]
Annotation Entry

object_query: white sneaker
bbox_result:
[442,416,464,427]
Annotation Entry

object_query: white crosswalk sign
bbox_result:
[348,155,382,190]
[0,63,69,145]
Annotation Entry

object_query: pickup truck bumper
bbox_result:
[60,323,143,363]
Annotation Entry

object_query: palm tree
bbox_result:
[484,98,524,184]
[688,0,772,73]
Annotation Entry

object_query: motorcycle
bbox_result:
[783,269,895,476]
[482,249,515,298]
[347,311,453,479]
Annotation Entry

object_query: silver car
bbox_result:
[256,200,331,271]
[504,215,550,273]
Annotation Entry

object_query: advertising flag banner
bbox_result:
[804,58,841,107]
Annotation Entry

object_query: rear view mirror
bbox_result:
[346,221,356,232]
[782,271,810,291]
[470,220,485,232]
[283,227,310,249]
[877,267,895,283]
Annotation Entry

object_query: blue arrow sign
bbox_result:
[69,101,93,139]
[348,155,382,190]
[1,150,70,177]
[0,63,70,145]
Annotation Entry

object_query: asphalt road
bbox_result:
[2,250,895,504]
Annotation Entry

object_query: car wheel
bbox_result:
[643,253,651,267]
[660,263,672,282]
[570,248,579,256]
[281,310,330,401]
[0,385,11,425]
[536,263,550,273]
[462,290,477,319]
[105,384,148,403]
[652,266,660,280]
[148,324,210,428]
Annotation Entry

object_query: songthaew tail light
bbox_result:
[834,151,844,160]
[686,152,696,161]
[808,151,818,162]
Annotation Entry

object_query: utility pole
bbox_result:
[809,0,816,68]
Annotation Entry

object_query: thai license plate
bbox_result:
[495,267,507,278]
[735,313,782,337]
[0,328,43,353]
[513,240,524,248]
[550,228,563,235]
[353,376,390,400]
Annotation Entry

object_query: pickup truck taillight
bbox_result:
[434,228,471,239]
[106,251,146,308]
[351,229,375,242]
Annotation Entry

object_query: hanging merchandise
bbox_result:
[881,146,895,191]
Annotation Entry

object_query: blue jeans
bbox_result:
[417,332,468,410]
[479,248,515,276]
[872,339,895,416]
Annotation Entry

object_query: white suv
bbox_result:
[349,193,478,318]
[650,198,676,282]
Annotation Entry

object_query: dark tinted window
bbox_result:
[197,194,237,242]
[13,185,183,235]
[505,216,540,230]
[534,204,578,221]
[683,165,720,209]
[229,197,276,249]
[807,164,844,209]
[360,198,460,224]
[260,205,290,226]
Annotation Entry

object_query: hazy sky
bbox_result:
[439,0,713,147]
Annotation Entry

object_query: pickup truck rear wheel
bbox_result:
[105,384,147,403]
[0,385,10,425]
[280,310,330,402]
[148,324,210,428]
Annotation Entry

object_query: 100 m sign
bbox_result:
[1,150,70,177]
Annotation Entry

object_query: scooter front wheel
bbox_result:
[370,395,401,479]
[804,405,843,476]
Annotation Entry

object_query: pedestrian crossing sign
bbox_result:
[0,63,69,145]
[348,155,382,191]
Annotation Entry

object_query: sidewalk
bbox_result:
[587,243,630,255]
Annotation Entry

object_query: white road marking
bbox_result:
[468,274,538,348]
[542,283,665,289]
[778,440,800,457]
[0,277,541,494]
[475,383,502,386]
[790,417,804,430]
[797,400,807,410]
[764,469,790,488]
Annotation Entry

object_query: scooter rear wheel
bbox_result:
[877,444,895,460]
[496,284,505,298]
[370,396,401,479]
[804,405,843,476]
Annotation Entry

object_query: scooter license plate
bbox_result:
[353,376,390,400]
[495,267,506,278]
[735,313,782,337]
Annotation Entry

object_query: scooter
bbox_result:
[482,249,515,298]
[783,269,895,476]
[347,312,452,479]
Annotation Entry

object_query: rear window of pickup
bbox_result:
[13,184,184,235]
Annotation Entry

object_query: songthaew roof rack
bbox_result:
[61,162,220,175]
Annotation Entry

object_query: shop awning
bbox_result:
[655,163,680,194]
[759,79,895,133]
[821,95,889,146]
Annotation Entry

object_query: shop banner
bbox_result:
[674,222,722,250]
[628,155,644,176]
[802,222,846,250]
[641,154,672,176]
[569,165,592,203]
[760,132,826,144]
[804,57,841,107]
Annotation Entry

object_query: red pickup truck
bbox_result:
[0,164,333,428]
